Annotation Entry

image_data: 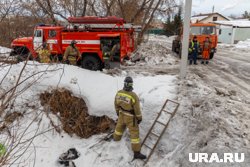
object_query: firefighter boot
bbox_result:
[134,152,147,160]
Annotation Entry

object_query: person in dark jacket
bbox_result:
[189,36,199,65]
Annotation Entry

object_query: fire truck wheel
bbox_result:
[81,56,101,71]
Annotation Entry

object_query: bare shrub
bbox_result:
[40,89,115,138]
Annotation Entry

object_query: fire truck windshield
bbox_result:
[190,26,216,35]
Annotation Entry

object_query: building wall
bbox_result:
[200,14,228,23]
[218,26,233,43]
[234,28,250,43]
[218,26,250,44]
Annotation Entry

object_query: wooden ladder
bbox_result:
[141,99,179,165]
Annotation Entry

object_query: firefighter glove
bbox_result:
[63,60,70,64]
[137,119,142,124]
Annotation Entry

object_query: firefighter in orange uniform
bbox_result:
[201,37,211,64]
[113,76,146,160]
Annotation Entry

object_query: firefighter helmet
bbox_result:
[124,76,133,83]
[42,42,47,48]
[124,76,133,91]
[71,40,77,45]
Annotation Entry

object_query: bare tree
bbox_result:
[57,0,89,17]
[113,0,177,43]
[0,0,177,47]
[34,0,58,24]
[0,0,20,22]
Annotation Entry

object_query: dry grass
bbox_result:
[0,112,23,132]
[40,89,115,138]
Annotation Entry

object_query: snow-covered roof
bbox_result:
[213,20,250,27]
[191,16,207,23]
[191,12,230,23]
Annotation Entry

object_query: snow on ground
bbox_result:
[167,67,250,167]
[129,35,250,166]
[0,62,177,118]
[1,34,250,167]
[0,46,11,57]
[235,39,250,49]
[218,38,250,52]
[0,61,177,167]
[0,46,11,54]
[121,35,179,77]
[163,41,250,167]
[130,35,177,66]
[0,46,16,63]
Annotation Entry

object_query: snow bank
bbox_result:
[0,62,176,117]
[0,46,11,54]
[218,38,250,52]
[0,46,11,59]
[130,35,177,66]
[235,39,250,49]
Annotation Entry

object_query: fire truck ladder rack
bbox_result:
[68,16,125,25]
[68,16,125,29]
[66,16,142,32]
[141,99,179,166]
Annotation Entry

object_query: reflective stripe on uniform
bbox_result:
[131,138,140,144]
[119,110,134,117]
[190,41,200,51]
[115,130,123,136]
[136,114,142,117]
[117,93,135,104]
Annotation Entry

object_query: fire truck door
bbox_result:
[47,29,59,52]
[100,37,120,62]
[33,29,43,50]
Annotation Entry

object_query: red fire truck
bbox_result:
[10,16,138,70]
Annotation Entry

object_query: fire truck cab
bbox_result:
[11,16,137,70]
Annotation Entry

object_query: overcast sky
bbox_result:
[191,0,250,16]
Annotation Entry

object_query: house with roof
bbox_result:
[213,20,250,44]
[191,13,230,23]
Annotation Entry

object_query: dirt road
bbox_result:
[191,47,250,96]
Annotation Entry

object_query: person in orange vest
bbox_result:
[201,37,212,64]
